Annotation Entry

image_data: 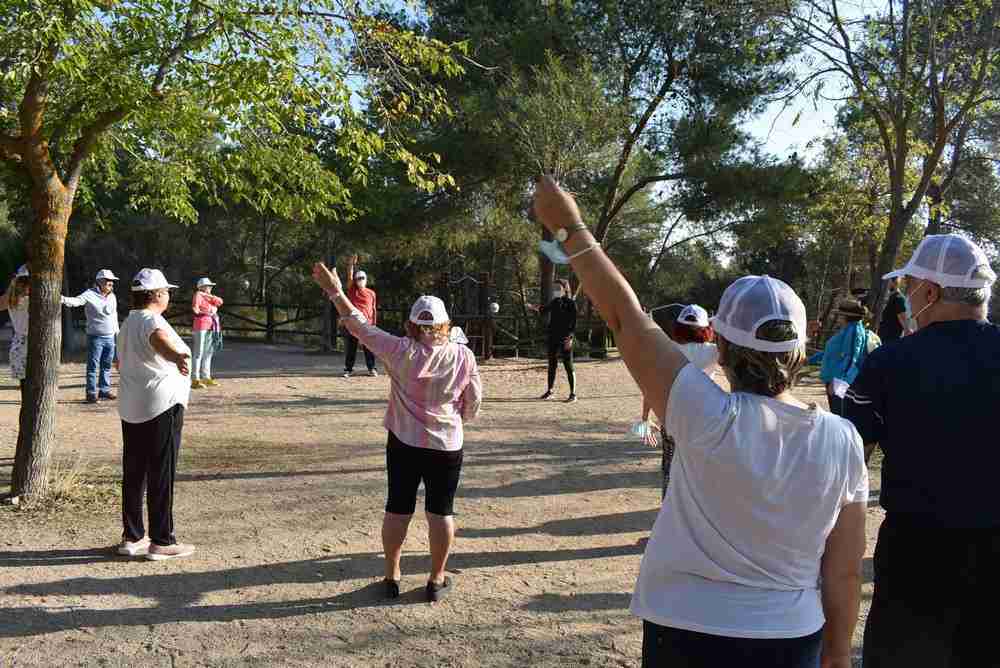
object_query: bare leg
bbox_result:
[382,512,412,580]
[426,512,455,585]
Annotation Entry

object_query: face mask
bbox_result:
[903,280,934,332]
[538,239,570,265]
[553,289,564,299]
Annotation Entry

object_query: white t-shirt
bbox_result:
[631,364,868,639]
[677,342,719,372]
[117,310,191,424]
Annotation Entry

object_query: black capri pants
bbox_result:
[385,431,464,516]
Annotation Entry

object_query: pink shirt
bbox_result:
[339,309,482,452]
[192,292,223,331]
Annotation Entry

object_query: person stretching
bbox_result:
[191,277,223,389]
[343,254,378,377]
[530,278,577,402]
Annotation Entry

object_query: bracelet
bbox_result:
[567,243,600,261]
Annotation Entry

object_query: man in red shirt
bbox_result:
[343,254,378,377]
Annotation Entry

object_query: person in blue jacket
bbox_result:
[818,299,880,415]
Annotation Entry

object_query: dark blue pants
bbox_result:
[86,335,115,398]
[642,621,822,667]
[344,333,375,372]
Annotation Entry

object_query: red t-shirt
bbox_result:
[348,284,377,325]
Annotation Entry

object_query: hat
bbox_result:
[95,269,118,282]
[131,268,179,292]
[15,264,28,278]
[449,326,469,345]
[196,277,216,288]
[677,304,710,328]
[883,234,996,288]
[835,299,869,319]
[711,275,807,353]
[409,295,450,326]
[354,271,367,281]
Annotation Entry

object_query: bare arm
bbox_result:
[533,176,687,423]
[819,502,866,668]
[0,291,8,311]
[149,329,190,376]
[346,254,357,288]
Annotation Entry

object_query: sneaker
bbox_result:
[203,378,219,387]
[566,394,578,403]
[145,542,196,561]
[99,392,117,400]
[191,380,205,389]
[426,575,453,602]
[342,371,353,378]
[368,369,378,377]
[117,536,150,556]
[86,395,99,404]
[540,390,553,400]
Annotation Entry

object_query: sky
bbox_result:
[746,97,839,161]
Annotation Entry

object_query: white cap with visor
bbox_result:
[677,304,710,328]
[883,233,995,288]
[131,268,179,292]
[711,275,808,353]
[96,269,118,282]
[409,295,449,326]
[15,264,28,278]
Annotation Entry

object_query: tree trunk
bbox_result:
[925,182,944,236]
[12,183,72,499]
[870,203,910,331]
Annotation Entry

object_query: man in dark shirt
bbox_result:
[843,234,999,667]
[876,277,907,341]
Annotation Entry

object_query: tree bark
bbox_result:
[869,201,909,331]
[12,180,72,498]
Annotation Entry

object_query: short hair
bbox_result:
[405,320,451,345]
[673,322,714,344]
[940,265,993,307]
[131,289,159,309]
[718,320,806,398]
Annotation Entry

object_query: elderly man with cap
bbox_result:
[842,234,999,667]
[342,254,378,378]
[534,176,868,668]
[312,261,482,603]
[63,269,121,403]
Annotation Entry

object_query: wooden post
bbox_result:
[266,299,275,343]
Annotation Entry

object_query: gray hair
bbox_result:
[940,265,994,307]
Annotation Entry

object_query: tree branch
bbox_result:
[604,173,688,229]
[65,107,130,192]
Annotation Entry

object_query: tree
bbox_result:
[0,0,464,499]
[784,0,1000,322]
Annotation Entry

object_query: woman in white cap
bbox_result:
[311,262,482,603]
[116,268,194,560]
[0,265,86,387]
[63,269,121,402]
[533,177,867,668]
[190,277,223,389]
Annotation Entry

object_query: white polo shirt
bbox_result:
[117,310,190,424]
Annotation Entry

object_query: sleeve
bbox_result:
[840,428,870,506]
[807,351,824,365]
[192,293,204,313]
[340,311,405,364]
[664,363,733,447]
[61,293,87,307]
[459,353,483,422]
[842,352,886,445]
[141,314,165,349]
[209,295,223,306]
[887,294,904,318]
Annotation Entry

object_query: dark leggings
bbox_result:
[546,339,575,393]
[642,621,822,668]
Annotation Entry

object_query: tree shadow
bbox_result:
[520,592,632,613]
[0,542,643,638]
[460,469,659,499]
[459,509,658,539]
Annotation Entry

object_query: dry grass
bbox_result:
[7,454,120,516]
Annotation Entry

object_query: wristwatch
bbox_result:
[555,222,588,244]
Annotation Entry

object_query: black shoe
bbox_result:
[540,390,553,400]
[383,578,400,600]
[85,396,99,404]
[566,394,578,403]
[426,576,452,602]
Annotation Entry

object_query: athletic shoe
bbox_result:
[426,576,453,602]
[202,378,219,387]
[145,542,196,561]
[116,536,150,556]
[368,369,378,377]
[85,396,99,404]
[191,380,205,389]
[540,390,553,400]
[99,392,117,400]
[342,371,352,378]
[566,394,578,403]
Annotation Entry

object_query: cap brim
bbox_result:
[882,268,907,281]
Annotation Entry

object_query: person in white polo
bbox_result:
[116,268,194,560]
[63,269,121,402]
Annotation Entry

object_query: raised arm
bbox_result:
[346,254,357,287]
[532,176,687,422]
[61,294,87,307]
[312,262,401,360]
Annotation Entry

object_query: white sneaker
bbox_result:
[342,371,352,378]
[145,542,196,561]
[117,536,150,556]
[368,369,378,377]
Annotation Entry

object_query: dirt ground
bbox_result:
[0,342,882,667]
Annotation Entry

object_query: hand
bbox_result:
[527,303,540,312]
[312,262,343,294]
[176,353,190,376]
[563,336,573,352]
[349,254,359,266]
[532,175,584,236]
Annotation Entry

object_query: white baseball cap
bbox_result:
[196,277,217,288]
[15,264,28,278]
[677,304,710,328]
[354,271,367,281]
[883,233,996,288]
[409,295,450,325]
[95,269,118,282]
[712,275,807,353]
[131,268,179,292]
[449,326,469,345]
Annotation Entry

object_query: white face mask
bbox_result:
[903,280,935,332]
[553,290,564,299]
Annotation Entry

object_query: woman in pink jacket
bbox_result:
[312,261,483,603]
[191,277,223,389]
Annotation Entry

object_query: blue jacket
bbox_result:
[819,322,872,384]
